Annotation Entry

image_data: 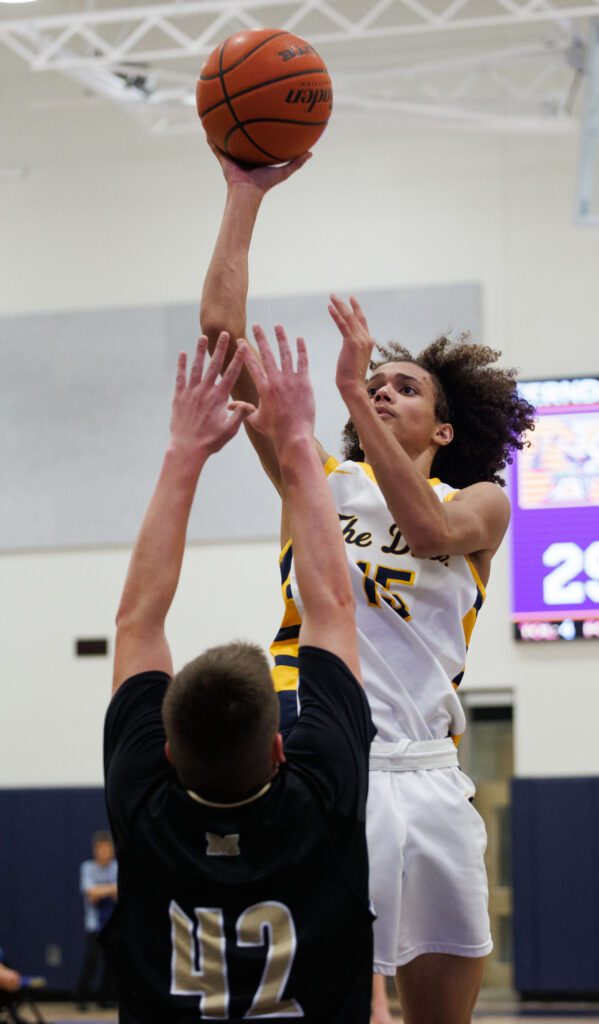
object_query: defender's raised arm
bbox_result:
[112,335,248,692]
[240,325,361,682]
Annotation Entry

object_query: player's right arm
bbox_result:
[199,142,312,494]
[239,327,361,682]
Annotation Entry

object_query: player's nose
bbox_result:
[373,386,392,402]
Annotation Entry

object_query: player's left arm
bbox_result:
[331,294,510,561]
[345,388,509,559]
[112,334,249,693]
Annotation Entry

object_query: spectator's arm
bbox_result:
[0,964,22,993]
[87,883,118,904]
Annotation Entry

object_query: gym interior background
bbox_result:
[1,0,598,1011]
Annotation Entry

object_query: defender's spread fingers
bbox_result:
[296,337,309,375]
[190,336,208,386]
[251,325,278,376]
[274,325,293,374]
[243,339,268,389]
[204,332,230,384]
[175,352,187,392]
[219,342,247,392]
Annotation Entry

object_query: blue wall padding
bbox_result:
[512,777,599,993]
[0,788,109,991]
[4,778,599,995]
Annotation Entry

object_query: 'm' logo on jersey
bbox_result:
[206,832,240,857]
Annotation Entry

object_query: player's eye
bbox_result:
[366,386,378,397]
[399,385,416,396]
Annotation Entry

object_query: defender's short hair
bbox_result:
[162,641,279,800]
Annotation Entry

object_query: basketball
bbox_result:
[196,28,333,166]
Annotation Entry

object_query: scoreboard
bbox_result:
[508,376,599,641]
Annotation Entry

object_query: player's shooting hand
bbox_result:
[329,294,375,396]
[232,325,315,448]
[206,135,312,194]
[169,332,250,461]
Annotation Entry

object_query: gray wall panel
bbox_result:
[0,283,480,549]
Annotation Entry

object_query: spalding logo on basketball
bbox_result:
[197,28,333,166]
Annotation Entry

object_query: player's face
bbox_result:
[365,361,442,457]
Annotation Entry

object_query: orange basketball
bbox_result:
[197,28,333,166]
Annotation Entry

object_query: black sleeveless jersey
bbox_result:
[102,646,376,1024]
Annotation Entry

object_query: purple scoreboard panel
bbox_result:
[508,376,599,642]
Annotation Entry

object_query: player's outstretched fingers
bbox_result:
[349,295,368,329]
[204,331,230,385]
[279,151,312,180]
[252,325,279,377]
[274,325,293,374]
[328,301,345,332]
[330,293,353,321]
[189,336,208,388]
[205,134,220,156]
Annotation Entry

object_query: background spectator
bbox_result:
[75,831,117,1011]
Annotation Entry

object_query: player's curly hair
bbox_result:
[341,335,536,489]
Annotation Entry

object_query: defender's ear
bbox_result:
[272,733,286,769]
[164,739,173,764]
[434,422,453,447]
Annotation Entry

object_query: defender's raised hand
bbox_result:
[328,294,375,395]
[234,324,315,448]
[170,332,249,460]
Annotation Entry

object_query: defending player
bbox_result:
[102,329,375,1023]
[199,146,535,1024]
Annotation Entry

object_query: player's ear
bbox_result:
[164,739,173,765]
[272,733,286,769]
[434,422,453,447]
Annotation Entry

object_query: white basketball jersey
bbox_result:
[278,458,485,744]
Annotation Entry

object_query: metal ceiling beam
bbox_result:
[0,0,598,70]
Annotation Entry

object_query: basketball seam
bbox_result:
[229,117,330,128]
[222,125,279,163]
[200,30,287,81]
[223,118,328,162]
[218,37,280,162]
[199,66,329,118]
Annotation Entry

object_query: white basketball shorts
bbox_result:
[367,738,493,973]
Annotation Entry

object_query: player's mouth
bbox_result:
[375,407,394,418]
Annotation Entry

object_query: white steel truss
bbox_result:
[0,0,594,134]
[1,0,598,70]
[99,37,577,135]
